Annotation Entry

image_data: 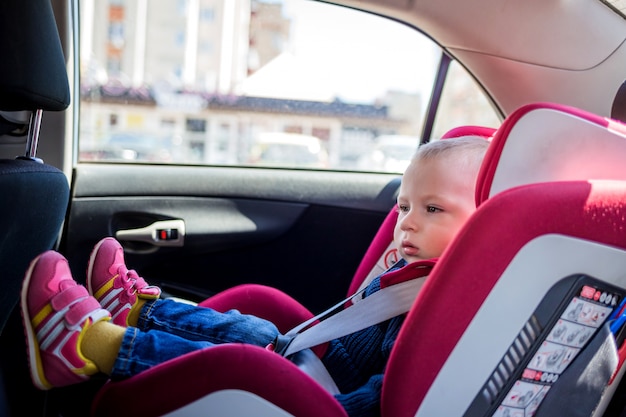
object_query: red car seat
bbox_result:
[89,127,495,416]
[93,180,626,417]
[91,103,626,417]
[386,102,626,416]
[89,102,626,417]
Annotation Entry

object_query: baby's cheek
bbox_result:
[431,236,453,258]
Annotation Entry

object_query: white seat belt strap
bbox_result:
[281,276,426,358]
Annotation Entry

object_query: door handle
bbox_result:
[116,219,185,247]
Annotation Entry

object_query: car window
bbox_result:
[77,0,500,173]
[431,60,502,139]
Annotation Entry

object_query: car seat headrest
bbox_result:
[0,0,70,112]
[441,125,497,140]
[475,102,626,205]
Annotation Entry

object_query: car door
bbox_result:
[61,0,501,314]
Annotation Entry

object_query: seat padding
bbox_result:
[476,102,626,204]
[0,160,69,331]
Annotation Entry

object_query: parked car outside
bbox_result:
[248,132,329,168]
[357,135,421,173]
[80,132,173,162]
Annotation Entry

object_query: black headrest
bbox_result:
[0,0,70,112]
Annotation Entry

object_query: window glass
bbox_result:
[78,0,499,173]
[431,60,501,139]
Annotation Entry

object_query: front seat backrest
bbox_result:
[0,1,71,415]
[0,0,71,332]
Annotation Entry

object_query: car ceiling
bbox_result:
[334,0,626,117]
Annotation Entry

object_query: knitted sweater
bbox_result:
[322,259,407,417]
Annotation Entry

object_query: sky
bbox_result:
[243,0,440,105]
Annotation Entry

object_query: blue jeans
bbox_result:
[110,299,281,379]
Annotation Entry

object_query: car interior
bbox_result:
[3,0,626,416]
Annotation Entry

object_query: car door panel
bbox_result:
[68,196,309,252]
[63,165,400,312]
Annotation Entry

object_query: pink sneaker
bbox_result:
[86,237,161,327]
[20,251,111,390]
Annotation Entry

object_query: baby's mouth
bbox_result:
[402,241,419,256]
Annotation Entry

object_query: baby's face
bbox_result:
[393,155,477,263]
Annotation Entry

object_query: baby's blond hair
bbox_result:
[414,135,489,172]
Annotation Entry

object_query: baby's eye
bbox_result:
[426,205,442,213]
[397,204,409,213]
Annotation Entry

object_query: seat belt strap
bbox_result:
[278,276,427,358]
